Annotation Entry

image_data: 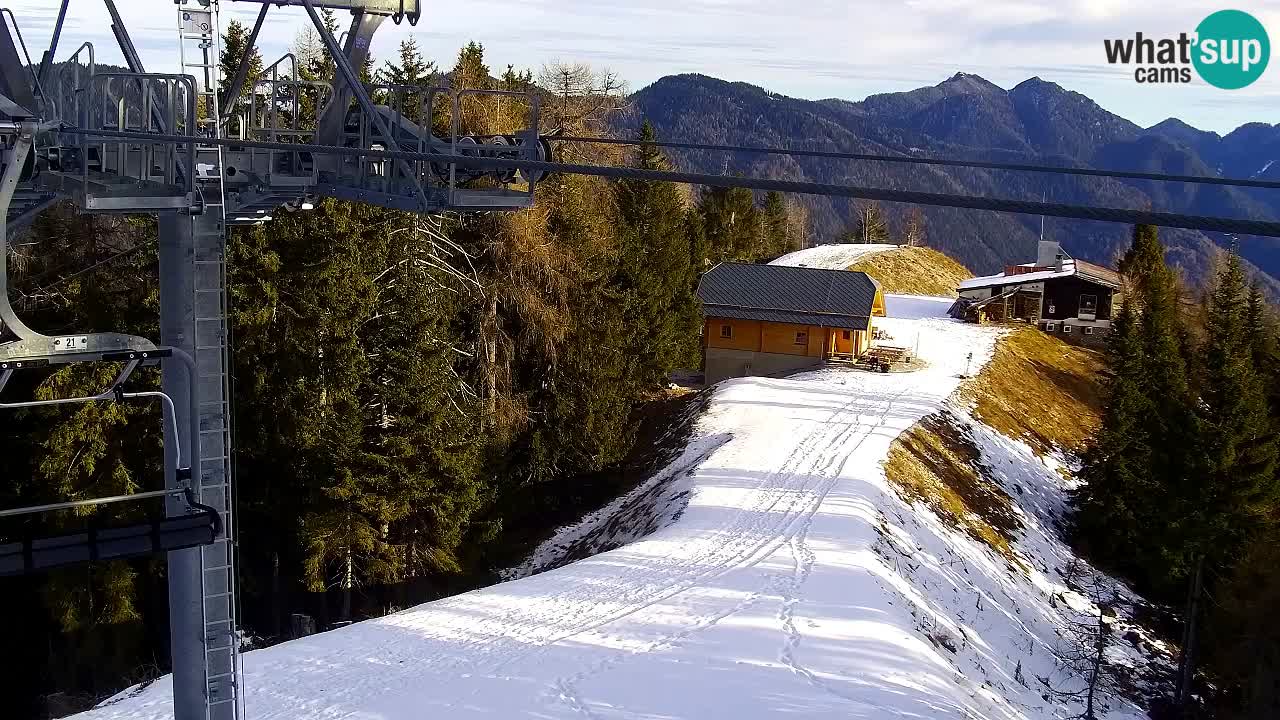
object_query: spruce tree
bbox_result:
[376,39,437,124]
[1189,254,1279,568]
[1127,226,1201,586]
[762,191,790,259]
[686,208,708,276]
[699,185,759,262]
[614,121,702,385]
[219,19,264,136]
[1072,301,1158,578]
[1246,284,1278,402]
[1074,225,1199,592]
[1170,253,1279,706]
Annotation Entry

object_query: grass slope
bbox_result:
[887,327,1105,561]
[963,327,1105,455]
[848,246,973,297]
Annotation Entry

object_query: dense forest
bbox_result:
[626,74,1280,298]
[0,16,808,716]
[1071,226,1280,719]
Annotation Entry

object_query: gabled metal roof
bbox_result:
[1073,260,1123,289]
[958,259,1122,292]
[696,262,879,330]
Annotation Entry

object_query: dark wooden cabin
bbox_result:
[952,241,1122,344]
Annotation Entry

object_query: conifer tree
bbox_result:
[1189,254,1278,568]
[686,208,708,275]
[699,185,759,262]
[614,121,702,386]
[1073,225,1199,592]
[1246,284,1278,399]
[1170,253,1279,706]
[1126,226,1201,585]
[1072,301,1158,577]
[762,191,790,259]
[376,38,437,124]
[219,20,264,136]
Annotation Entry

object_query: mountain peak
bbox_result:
[1011,76,1061,94]
[1151,117,1196,131]
[1146,117,1221,143]
[939,72,1003,95]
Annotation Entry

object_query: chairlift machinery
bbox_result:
[0,1,553,718]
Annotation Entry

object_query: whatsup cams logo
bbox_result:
[1104,9,1270,89]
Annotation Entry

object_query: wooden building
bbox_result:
[952,241,1122,343]
[696,262,886,384]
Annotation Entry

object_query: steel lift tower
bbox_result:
[0,1,550,718]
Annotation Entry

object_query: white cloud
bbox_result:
[3,0,1276,133]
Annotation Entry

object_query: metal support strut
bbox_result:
[173,3,244,717]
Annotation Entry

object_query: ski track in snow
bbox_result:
[78,295,1159,720]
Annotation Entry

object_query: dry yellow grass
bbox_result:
[960,327,1106,455]
[848,247,973,297]
[884,326,1105,562]
[885,413,1022,562]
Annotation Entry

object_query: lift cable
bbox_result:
[60,127,1280,239]
[550,135,1280,191]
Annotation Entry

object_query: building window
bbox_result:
[1079,294,1098,314]
[1063,324,1072,334]
[1047,302,1056,315]
[719,324,733,339]
[794,331,808,345]
[841,330,851,340]
[1044,322,1056,332]
[1084,326,1094,335]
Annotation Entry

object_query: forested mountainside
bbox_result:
[620,73,1280,295]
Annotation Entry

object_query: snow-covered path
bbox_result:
[83,297,1145,720]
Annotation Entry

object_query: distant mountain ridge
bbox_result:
[617,73,1280,295]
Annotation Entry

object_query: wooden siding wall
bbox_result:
[706,318,762,352]
[1042,276,1115,321]
[761,322,820,356]
[706,318,874,359]
[706,319,832,358]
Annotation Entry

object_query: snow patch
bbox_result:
[76,296,1167,720]
[771,243,898,270]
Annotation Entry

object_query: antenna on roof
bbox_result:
[1039,190,1046,242]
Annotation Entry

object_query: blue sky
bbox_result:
[6,0,1278,135]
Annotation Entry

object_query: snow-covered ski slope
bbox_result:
[771,243,897,269]
[82,295,1153,720]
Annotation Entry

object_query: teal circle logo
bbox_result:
[1193,10,1270,89]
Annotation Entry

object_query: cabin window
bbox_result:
[1079,294,1098,314]
[794,331,808,345]
[1063,324,1073,334]
[719,324,733,339]
[841,330,851,340]
[1047,302,1056,315]
[1044,322,1056,332]
[1084,326,1094,335]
